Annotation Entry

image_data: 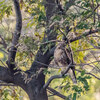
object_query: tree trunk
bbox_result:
[25,1,56,100]
[28,90,48,100]
[27,73,48,100]
[17,72,48,100]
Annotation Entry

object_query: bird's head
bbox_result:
[57,41,66,48]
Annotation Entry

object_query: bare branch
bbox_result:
[75,69,100,80]
[96,0,100,21]
[47,87,66,99]
[37,29,99,45]
[75,60,100,66]
[7,0,22,72]
[74,47,100,52]
[70,29,99,43]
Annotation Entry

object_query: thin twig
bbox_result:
[75,60,100,66]
[37,29,99,45]
[74,4,89,10]
[0,48,8,54]
[78,4,100,24]
[75,69,100,80]
[70,29,99,43]
[0,35,7,48]
[74,47,99,52]
[39,40,61,45]
[0,84,16,86]
[29,59,100,70]
[0,60,7,67]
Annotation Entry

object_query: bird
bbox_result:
[54,41,77,84]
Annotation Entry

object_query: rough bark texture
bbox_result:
[25,0,57,99]
[0,0,99,100]
[3,0,56,100]
[0,0,49,100]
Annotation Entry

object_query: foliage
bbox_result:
[0,0,100,100]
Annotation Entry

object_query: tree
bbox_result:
[0,0,100,100]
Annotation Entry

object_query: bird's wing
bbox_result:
[54,48,68,67]
[64,48,71,64]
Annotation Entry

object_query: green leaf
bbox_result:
[0,0,5,5]
[64,82,70,91]
[77,22,89,29]
[58,68,61,73]
[81,70,86,76]
[76,1,81,4]
[84,76,91,79]
[73,93,77,100]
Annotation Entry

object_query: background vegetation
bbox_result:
[0,0,100,100]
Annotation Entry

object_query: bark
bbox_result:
[14,71,48,100]
[7,0,22,72]
[25,0,57,99]
[0,66,13,83]
[1,0,49,100]
[1,0,97,100]
[25,73,48,100]
[4,0,56,100]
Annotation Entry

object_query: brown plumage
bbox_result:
[54,41,77,84]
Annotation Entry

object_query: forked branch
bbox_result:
[43,63,72,90]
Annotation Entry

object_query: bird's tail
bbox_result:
[69,69,77,84]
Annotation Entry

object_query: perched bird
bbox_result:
[54,41,77,84]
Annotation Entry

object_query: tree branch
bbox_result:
[30,0,57,71]
[0,35,7,48]
[70,29,99,42]
[7,0,22,72]
[81,4,100,22]
[47,29,99,57]
[66,0,76,11]
[43,64,72,90]
[75,69,100,80]
[47,87,66,99]
[0,65,27,91]
[43,74,63,89]
[37,29,99,46]
[75,60,100,67]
